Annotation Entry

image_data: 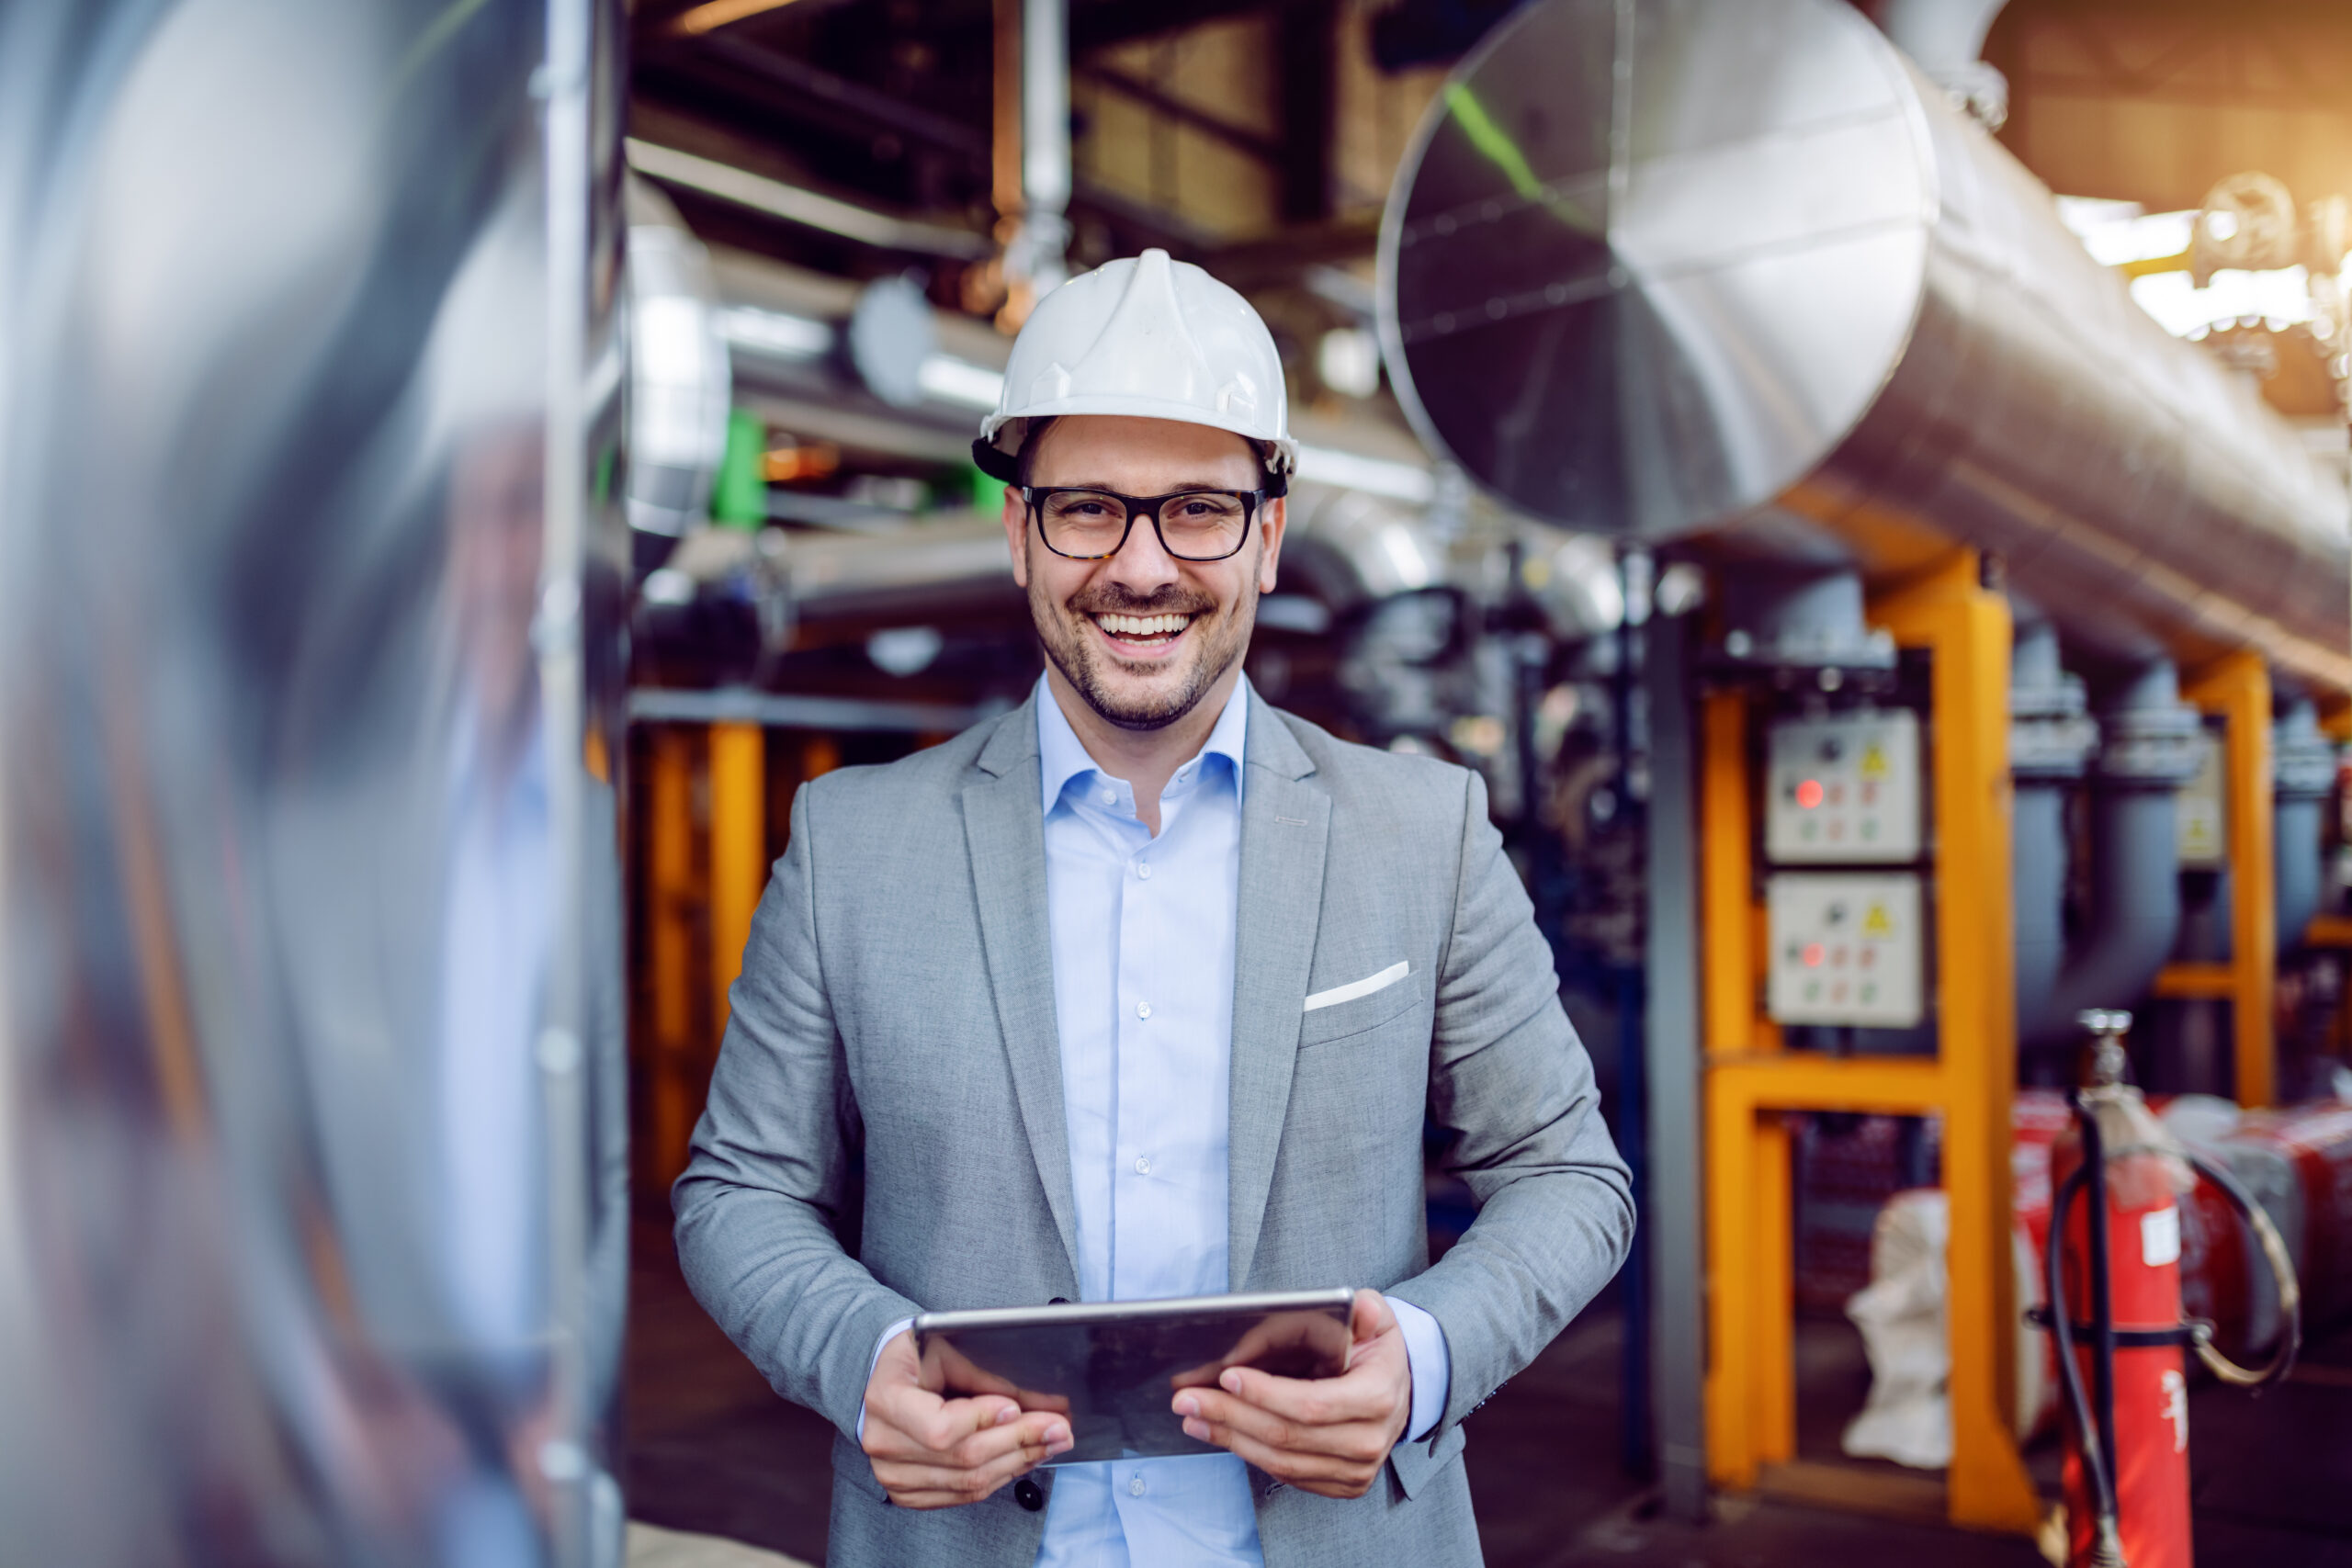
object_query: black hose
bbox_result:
[2049,1162,2120,1541]
[2079,1091,2121,1513]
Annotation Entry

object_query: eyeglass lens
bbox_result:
[1037,490,1250,560]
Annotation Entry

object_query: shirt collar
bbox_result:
[1035,673,1250,817]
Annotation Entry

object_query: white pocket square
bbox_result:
[1303,961,1409,1012]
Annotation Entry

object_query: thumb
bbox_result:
[1350,1287,1396,1344]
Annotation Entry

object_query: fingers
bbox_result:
[867,1401,1066,1468]
[863,1390,1005,1460]
[1176,1388,1394,1470]
[874,1422,1067,1509]
[1180,1416,1384,1500]
[1202,1351,1399,1427]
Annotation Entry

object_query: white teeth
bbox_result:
[1096,612,1191,637]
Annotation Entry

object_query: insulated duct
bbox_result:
[1378,0,2352,694]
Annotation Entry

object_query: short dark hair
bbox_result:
[1013,415,1280,491]
[1013,416,1060,487]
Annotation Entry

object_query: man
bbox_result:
[674,250,1633,1567]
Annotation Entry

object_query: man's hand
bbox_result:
[1171,1289,1412,1499]
[861,1329,1074,1508]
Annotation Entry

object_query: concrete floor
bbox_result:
[625,1221,2352,1566]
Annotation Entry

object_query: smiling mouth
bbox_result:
[1088,610,1198,650]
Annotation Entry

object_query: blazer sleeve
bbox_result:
[1385,767,1636,1436]
[672,779,922,1439]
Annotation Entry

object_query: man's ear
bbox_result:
[1001,485,1030,590]
[1256,496,1284,595]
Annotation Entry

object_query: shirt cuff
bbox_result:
[856,1317,916,1443]
[1384,1294,1451,1443]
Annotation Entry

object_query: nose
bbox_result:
[1100,503,1183,596]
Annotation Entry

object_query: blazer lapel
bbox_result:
[1227,692,1329,1290]
[961,697,1082,1289]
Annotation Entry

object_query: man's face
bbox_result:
[1002,415,1285,731]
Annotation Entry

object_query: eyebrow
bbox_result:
[1030,480,1253,492]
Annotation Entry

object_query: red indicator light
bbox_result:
[1802,942,1826,968]
[1795,778,1824,810]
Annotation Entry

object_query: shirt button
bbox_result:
[1128,1474,1148,1497]
[1098,787,1115,806]
[1136,861,1151,879]
[1134,1156,1150,1175]
[1136,1001,1151,1020]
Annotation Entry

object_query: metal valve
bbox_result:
[2077,1008,2132,1088]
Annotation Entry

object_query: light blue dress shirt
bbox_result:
[1027,677,1447,1568]
[864,677,1449,1566]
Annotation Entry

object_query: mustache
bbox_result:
[1065,584,1217,616]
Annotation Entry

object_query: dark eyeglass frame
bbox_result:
[1021,485,1267,562]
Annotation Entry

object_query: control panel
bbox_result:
[1765,872,1925,1028]
[1763,709,1923,864]
[2177,727,2225,870]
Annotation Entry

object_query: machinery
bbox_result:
[1377,0,2352,1540]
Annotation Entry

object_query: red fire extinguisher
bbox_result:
[2040,1010,2302,1568]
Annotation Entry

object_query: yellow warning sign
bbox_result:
[1860,742,1888,781]
[1862,902,1894,939]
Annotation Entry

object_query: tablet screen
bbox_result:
[912,1289,1356,1465]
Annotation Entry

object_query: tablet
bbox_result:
[912,1288,1356,1465]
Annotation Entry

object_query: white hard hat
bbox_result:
[973,248,1295,495]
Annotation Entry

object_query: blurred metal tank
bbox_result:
[0,1,629,1563]
[1378,0,2352,692]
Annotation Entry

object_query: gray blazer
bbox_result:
[674,688,1634,1567]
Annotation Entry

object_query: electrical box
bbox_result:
[1763,709,1923,864]
[2177,728,2225,870]
[1766,872,1925,1028]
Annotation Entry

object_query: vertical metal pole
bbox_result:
[1020,0,1070,299]
[1615,548,1651,1479]
[707,722,766,1041]
[539,1,599,1559]
[1642,610,1707,1522]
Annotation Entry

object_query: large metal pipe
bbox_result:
[0,1,629,1561]
[2010,621,2096,1041]
[2020,659,2203,1051]
[1378,0,2352,693]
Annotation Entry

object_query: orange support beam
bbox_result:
[2183,652,2276,1109]
[1699,550,2039,1534]
[707,722,768,1039]
[646,727,698,1187]
[1872,553,2039,1533]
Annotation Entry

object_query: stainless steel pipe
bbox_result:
[0,1,630,1561]
[1379,0,2352,693]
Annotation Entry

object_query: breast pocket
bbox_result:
[1296,962,1428,1048]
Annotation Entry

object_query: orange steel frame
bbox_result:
[2150,652,2277,1108]
[643,722,773,1188]
[1701,550,2041,1533]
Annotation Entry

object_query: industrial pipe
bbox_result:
[2274,699,2336,952]
[626,176,733,536]
[2011,621,2098,1040]
[2022,660,2204,1051]
[1378,0,2352,694]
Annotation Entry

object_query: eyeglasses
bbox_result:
[1023,486,1265,562]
